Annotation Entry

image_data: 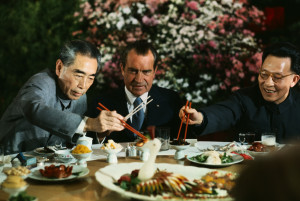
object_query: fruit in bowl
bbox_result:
[55,149,75,163]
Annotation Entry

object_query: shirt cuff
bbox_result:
[75,116,89,135]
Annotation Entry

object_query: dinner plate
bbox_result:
[186,152,244,167]
[34,147,55,156]
[28,165,89,182]
[246,143,283,157]
[95,162,234,201]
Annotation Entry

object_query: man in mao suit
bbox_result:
[179,42,300,143]
[87,40,188,142]
[0,40,124,154]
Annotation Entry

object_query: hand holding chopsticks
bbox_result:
[177,100,192,141]
[97,102,148,140]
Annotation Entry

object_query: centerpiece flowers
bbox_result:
[74,0,265,105]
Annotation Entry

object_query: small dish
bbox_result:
[102,147,123,164]
[170,144,190,160]
[71,152,92,166]
[55,150,75,163]
[2,185,28,197]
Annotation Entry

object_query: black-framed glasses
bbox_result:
[259,68,294,83]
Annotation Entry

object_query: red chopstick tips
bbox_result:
[177,100,192,141]
[184,102,192,141]
[96,102,147,140]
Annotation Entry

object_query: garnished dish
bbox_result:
[170,138,190,146]
[28,165,89,182]
[135,138,149,147]
[187,151,244,167]
[72,144,92,154]
[34,146,57,155]
[247,141,280,157]
[39,164,73,179]
[101,139,123,150]
[96,162,236,200]
[4,166,31,178]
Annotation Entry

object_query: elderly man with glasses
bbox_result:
[179,42,300,143]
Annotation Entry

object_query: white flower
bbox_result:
[221,0,233,5]
[116,19,125,30]
[122,6,131,14]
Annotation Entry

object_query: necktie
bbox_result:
[132,97,145,132]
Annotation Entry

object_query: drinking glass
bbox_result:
[246,133,255,145]
[239,133,246,145]
[156,127,170,151]
[261,133,276,146]
[0,144,4,162]
[55,140,62,149]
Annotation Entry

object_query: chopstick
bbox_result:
[176,100,192,141]
[96,103,147,140]
[184,102,192,141]
[176,100,189,140]
[124,97,153,121]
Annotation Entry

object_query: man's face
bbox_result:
[258,55,299,104]
[121,49,156,96]
[56,54,97,100]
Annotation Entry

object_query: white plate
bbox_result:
[28,165,89,182]
[186,152,244,167]
[34,147,55,156]
[95,162,234,201]
[246,143,283,157]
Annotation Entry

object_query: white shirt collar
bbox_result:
[124,86,148,105]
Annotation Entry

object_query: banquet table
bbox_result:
[0,141,250,201]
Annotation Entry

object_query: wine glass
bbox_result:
[239,133,246,145]
[55,140,62,150]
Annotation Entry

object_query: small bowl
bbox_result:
[102,148,122,164]
[71,152,92,165]
[171,144,191,160]
[2,185,28,197]
[55,150,75,163]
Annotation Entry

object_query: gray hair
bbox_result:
[59,40,101,72]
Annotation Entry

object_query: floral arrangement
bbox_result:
[74,0,265,105]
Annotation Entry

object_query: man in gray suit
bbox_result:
[0,40,124,154]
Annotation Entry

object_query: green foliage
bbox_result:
[0,0,81,116]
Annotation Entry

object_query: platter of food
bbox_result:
[34,147,56,156]
[187,151,244,167]
[95,162,235,201]
[246,141,281,157]
[28,164,89,182]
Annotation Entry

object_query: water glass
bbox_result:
[246,133,255,144]
[0,144,4,162]
[239,133,246,145]
[55,140,62,149]
[156,127,170,151]
[261,133,276,146]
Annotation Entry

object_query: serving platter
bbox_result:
[28,165,89,182]
[186,152,244,167]
[95,162,234,201]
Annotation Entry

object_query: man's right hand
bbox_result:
[84,110,125,133]
[179,106,204,125]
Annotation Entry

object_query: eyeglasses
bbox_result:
[259,68,294,83]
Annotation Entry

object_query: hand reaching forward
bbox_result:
[84,110,125,133]
[179,106,204,125]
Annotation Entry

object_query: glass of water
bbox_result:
[239,133,246,145]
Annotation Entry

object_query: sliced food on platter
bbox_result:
[28,165,89,181]
[95,162,236,201]
[187,151,244,167]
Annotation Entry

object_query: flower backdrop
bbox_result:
[74,0,265,106]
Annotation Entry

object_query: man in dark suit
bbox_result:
[88,40,185,142]
[179,42,300,143]
[0,40,124,154]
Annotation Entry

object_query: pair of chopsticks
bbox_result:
[176,100,192,141]
[124,96,153,121]
[97,102,147,140]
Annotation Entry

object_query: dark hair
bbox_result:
[120,40,158,69]
[59,40,101,72]
[262,42,300,75]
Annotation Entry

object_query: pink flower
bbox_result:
[207,41,217,49]
[231,86,240,91]
[142,16,158,26]
[187,1,199,11]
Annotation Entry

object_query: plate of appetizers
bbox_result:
[95,162,236,201]
[187,151,244,167]
[28,164,89,182]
